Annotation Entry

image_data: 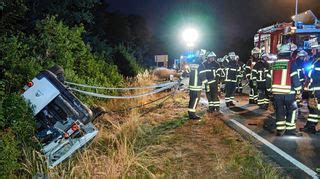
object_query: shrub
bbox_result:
[112,45,142,77]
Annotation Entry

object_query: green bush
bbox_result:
[112,45,142,77]
[0,93,39,177]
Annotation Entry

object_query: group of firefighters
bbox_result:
[187,37,320,137]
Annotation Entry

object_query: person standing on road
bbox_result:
[267,43,302,136]
[252,53,270,110]
[203,51,222,113]
[236,55,245,94]
[225,52,241,108]
[246,47,260,104]
[301,38,320,134]
[292,50,309,106]
[188,49,208,120]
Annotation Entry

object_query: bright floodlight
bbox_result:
[182,28,199,47]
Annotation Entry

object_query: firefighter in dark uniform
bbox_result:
[252,53,270,109]
[246,47,260,104]
[188,50,208,120]
[267,43,302,136]
[301,38,320,134]
[203,51,222,112]
[225,52,241,107]
[293,50,309,106]
[236,55,245,94]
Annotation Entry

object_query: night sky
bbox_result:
[107,0,320,60]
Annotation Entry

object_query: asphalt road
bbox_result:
[219,95,320,179]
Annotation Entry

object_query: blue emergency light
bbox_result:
[304,63,314,73]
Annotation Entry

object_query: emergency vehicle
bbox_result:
[22,69,102,168]
[254,10,320,58]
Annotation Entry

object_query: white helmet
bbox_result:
[251,47,261,55]
[278,43,297,54]
[207,51,217,58]
[217,58,223,63]
[297,50,308,57]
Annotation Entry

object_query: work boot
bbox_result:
[300,123,317,134]
[249,99,255,104]
[207,106,215,113]
[188,112,201,120]
[284,130,303,137]
[226,102,230,107]
[276,130,285,136]
[215,107,220,112]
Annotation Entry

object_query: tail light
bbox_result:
[27,81,34,87]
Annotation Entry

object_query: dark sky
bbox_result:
[107,0,320,59]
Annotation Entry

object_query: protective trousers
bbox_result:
[257,83,269,106]
[188,90,201,114]
[273,94,298,132]
[206,82,220,110]
[249,80,258,103]
[237,81,243,93]
[225,82,237,103]
[306,92,320,125]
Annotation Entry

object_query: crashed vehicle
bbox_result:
[22,67,102,168]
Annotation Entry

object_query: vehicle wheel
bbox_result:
[48,65,65,83]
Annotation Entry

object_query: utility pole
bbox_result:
[295,0,298,16]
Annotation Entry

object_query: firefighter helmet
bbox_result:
[207,51,217,58]
[278,43,297,54]
[297,50,308,57]
[217,58,223,63]
[251,47,261,55]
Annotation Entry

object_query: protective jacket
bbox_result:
[308,58,320,94]
[225,60,241,83]
[203,60,222,84]
[267,58,301,94]
[252,60,270,88]
[188,59,207,91]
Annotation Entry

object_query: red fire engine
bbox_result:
[254,10,320,55]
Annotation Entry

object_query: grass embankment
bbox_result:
[43,73,283,178]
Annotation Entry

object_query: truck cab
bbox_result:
[22,70,99,168]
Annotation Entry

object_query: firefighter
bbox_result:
[188,49,208,120]
[203,51,222,112]
[252,53,270,109]
[236,55,245,94]
[225,52,241,107]
[294,50,309,106]
[267,43,302,136]
[246,47,260,104]
[301,38,320,134]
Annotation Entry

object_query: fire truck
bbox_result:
[254,10,320,57]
